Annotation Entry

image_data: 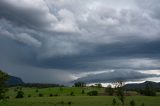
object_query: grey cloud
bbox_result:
[137,0,160,20]
[14,33,42,47]
[25,40,160,71]
[0,0,57,31]
[54,9,80,33]
[75,70,160,83]
[0,19,43,48]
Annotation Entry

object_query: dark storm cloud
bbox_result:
[24,40,160,71]
[75,70,160,83]
[0,0,160,84]
[0,0,57,31]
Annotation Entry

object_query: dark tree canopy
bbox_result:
[74,82,86,87]
[139,82,156,96]
[0,70,9,100]
[105,85,114,96]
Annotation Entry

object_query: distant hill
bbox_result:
[124,81,160,90]
[5,75,64,87]
[6,76,24,86]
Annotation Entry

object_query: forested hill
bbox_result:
[6,76,24,86]
[124,81,160,90]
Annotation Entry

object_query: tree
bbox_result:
[130,100,136,106]
[0,70,9,100]
[141,103,145,106]
[87,90,98,96]
[74,82,86,87]
[68,101,72,106]
[38,93,43,97]
[114,81,125,106]
[95,83,102,88]
[105,85,114,95]
[144,82,156,96]
[139,82,156,96]
[112,98,117,106]
[16,90,24,98]
[70,91,74,96]
[81,89,85,94]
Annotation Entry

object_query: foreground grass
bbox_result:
[1,87,160,106]
[0,96,160,106]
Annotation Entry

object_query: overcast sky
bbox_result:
[0,0,160,85]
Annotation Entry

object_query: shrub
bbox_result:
[54,94,58,96]
[60,101,64,106]
[141,103,145,106]
[5,96,10,99]
[112,98,116,106]
[49,93,53,97]
[105,85,114,95]
[130,100,136,106]
[35,89,39,93]
[74,82,86,87]
[59,87,63,92]
[70,91,74,96]
[68,101,72,106]
[28,94,31,98]
[14,88,17,92]
[139,82,156,96]
[16,91,24,98]
[81,89,85,94]
[38,93,43,97]
[87,90,98,96]
[139,89,156,96]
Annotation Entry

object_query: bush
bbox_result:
[68,101,72,106]
[60,101,64,106]
[112,98,116,106]
[59,87,63,92]
[81,89,85,94]
[105,85,114,96]
[74,82,86,87]
[141,103,145,106]
[14,88,18,92]
[16,91,24,98]
[139,89,156,96]
[28,94,31,98]
[5,96,10,99]
[49,93,53,97]
[138,82,156,96]
[87,90,98,96]
[70,91,74,96]
[130,100,136,106]
[38,93,43,97]
[35,89,39,93]
[54,94,58,96]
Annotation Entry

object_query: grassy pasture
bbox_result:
[1,96,160,106]
[7,87,105,97]
[0,87,159,106]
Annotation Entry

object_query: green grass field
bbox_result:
[1,96,160,106]
[0,87,160,106]
[6,87,105,97]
